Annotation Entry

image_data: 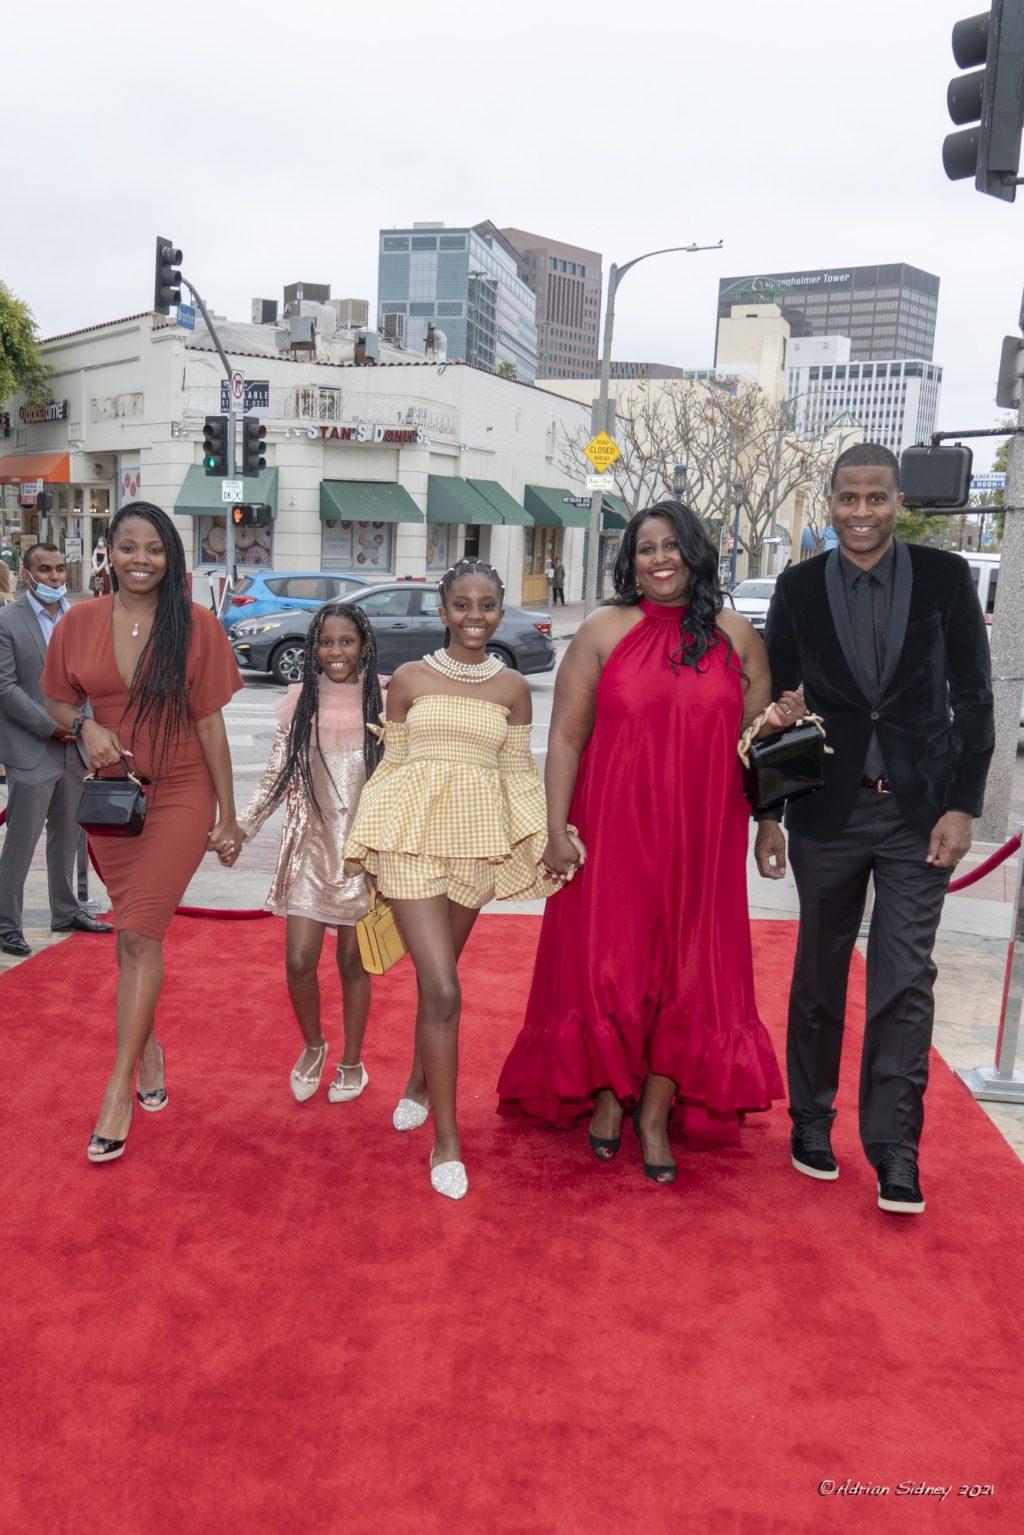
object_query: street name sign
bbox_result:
[971,473,1006,491]
[176,304,196,331]
[583,431,621,473]
[221,479,244,502]
[586,473,616,493]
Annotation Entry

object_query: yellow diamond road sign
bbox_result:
[583,431,621,473]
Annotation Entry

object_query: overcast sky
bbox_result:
[3,0,1018,468]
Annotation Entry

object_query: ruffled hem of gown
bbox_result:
[496,1005,784,1150]
[345,826,563,902]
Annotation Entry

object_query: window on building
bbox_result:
[321,519,394,573]
[382,236,410,251]
[409,303,435,316]
[439,235,467,251]
[411,236,438,251]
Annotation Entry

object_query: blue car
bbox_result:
[218,570,370,633]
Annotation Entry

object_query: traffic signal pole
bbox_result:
[179,275,239,611]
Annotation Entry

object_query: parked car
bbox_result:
[216,570,371,633]
[728,577,777,633]
[230,582,557,684]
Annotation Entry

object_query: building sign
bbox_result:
[318,424,429,445]
[120,467,142,504]
[19,399,70,424]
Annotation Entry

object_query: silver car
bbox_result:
[729,577,777,633]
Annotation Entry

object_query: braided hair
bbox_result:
[612,500,740,676]
[108,501,193,766]
[438,557,505,644]
[267,600,383,820]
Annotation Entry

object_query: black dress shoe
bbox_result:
[51,913,114,935]
[791,1124,839,1180]
[877,1155,925,1215]
[0,929,31,957]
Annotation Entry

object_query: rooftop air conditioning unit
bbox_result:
[252,298,278,325]
[382,312,406,345]
[288,315,316,351]
[355,331,380,366]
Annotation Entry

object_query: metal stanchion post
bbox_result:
[76,829,100,915]
[957,823,1024,1103]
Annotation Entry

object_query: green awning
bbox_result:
[467,479,532,525]
[427,475,503,526]
[524,484,590,528]
[320,480,422,523]
[602,493,631,529]
[175,465,279,517]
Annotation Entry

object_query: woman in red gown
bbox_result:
[497,502,802,1181]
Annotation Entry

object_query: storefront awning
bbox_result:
[467,479,532,525]
[602,494,632,530]
[524,484,590,528]
[427,475,503,526]
[175,465,279,517]
[320,480,422,523]
[0,451,71,484]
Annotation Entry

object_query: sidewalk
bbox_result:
[525,598,585,640]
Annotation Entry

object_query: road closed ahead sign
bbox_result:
[583,431,621,473]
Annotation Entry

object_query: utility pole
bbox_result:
[584,240,723,615]
[980,333,1024,840]
[180,277,239,602]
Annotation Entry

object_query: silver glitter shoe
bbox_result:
[430,1155,468,1201]
[290,1040,328,1103]
[327,1061,369,1103]
[392,1096,429,1131]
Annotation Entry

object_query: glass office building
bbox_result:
[716,263,940,363]
[377,222,539,381]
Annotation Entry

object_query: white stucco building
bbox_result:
[0,310,594,606]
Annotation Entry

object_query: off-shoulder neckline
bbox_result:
[405,694,511,719]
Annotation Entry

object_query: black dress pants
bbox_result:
[787,788,951,1166]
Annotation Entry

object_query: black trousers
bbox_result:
[552,586,566,606]
[787,788,951,1166]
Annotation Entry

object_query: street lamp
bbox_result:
[672,459,688,497]
[584,239,723,613]
[728,479,745,588]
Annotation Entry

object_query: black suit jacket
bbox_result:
[763,541,994,840]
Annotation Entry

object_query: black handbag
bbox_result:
[738,712,832,814]
[77,755,150,837]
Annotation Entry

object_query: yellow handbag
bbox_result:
[355,892,408,975]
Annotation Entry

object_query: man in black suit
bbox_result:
[755,443,994,1215]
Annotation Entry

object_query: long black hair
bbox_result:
[108,501,192,764]
[267,600,383,819]
[612,500,735,673]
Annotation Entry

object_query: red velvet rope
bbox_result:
[946,833,1022,894]
[84,842,271,922]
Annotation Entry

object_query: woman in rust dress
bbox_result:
[42,502,244,1163]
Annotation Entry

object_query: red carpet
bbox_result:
[1,917,1020,1534]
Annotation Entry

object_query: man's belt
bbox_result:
[861,775,893,795]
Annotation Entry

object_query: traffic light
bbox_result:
[241,416,267,477]
[943,1,1024,201]
[202,415,228,477]
[230,503,272,529]
[35,489,53,514]
[154,236,183,314]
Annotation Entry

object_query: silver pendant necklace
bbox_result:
[115,594,153,640]
[424,648,504,683]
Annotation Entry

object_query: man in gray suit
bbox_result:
[0,543,112,956]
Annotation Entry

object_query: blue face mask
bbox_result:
[32,580,67,604]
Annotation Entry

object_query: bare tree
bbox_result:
[558,377,835,574]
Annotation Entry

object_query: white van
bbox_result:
[959,552,999,622]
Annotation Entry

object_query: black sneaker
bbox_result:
[877,1155,925,1215]
[791,1123,839,1181]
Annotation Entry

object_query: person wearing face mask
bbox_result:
[0,544,114,957]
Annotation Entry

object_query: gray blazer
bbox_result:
[0,594,86,776]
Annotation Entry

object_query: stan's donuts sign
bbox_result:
[317,424,428,445]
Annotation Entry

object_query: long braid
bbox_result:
[267,600,383,820]
[438,558,505,643]
[109,502,192,768]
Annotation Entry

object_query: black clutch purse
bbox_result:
[738,711,832,814]
[77,755,150,837]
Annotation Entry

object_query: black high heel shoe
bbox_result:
[631,1108,677,1185]
[136,1041,168,1113]
[588,1128,622,1162]
[87,1103,134,1164]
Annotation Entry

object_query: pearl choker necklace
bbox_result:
[424,648,504,683]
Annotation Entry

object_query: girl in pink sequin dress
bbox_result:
[229,603,386,1106]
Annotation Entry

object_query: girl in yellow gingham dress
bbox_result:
[344,559,578,1201]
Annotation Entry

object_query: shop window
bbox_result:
[196,515,274,568]
[426,521,451,571]
[320,520,393,573]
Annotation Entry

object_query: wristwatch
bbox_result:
[69,713,87,738]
